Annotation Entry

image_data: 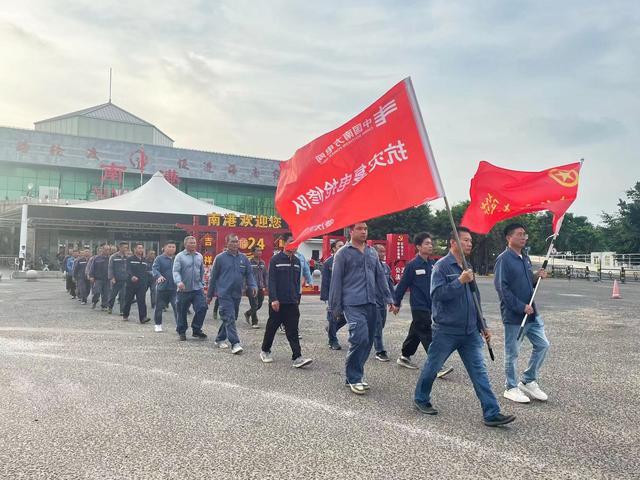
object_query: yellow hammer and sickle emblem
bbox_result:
[548,168,579,187]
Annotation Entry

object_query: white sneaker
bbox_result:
[260,351,273,363]
[292,356,312,368]
[215,341,229,349]
[231,343,244,355]
[396,356,419,369]
[503,387,531,403]
[518,381,548,401]
[154,324,163,333]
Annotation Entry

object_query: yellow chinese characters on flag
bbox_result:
[480,193,511,215]
[480,194,499,215]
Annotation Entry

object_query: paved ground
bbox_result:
[0,273,638,479]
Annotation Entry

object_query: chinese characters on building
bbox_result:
[207,213,282,229]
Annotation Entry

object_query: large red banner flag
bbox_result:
[460,161,582,235]
[275,78,444,246]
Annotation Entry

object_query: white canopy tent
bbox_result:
[68,171,242,216]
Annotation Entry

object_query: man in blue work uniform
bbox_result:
[291,250,312,338]
[122,243,151,324]
[393,232,453,377]
[244,246,268,329]
[260,234,312,368]
[320,240,345,350]
[73,249,91,305]
[173,236,208,341]
[295,251,312,293]
[152,241,178,333]
[414,227,515,427]
[494,223,550,404]
[207,233,257,354]
[329,222,394,395]
[145,250,157,310]
[373,244,395,362]
[108,242,129,315]
[89,245,110,311]
[65,250,79,299]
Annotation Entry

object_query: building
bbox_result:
[0,101,282,258]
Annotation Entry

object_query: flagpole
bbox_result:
[515,235,556,342]
[443,196,495,361]
[140,145,144,187]
[515,158,583,341]
[406,77,494,361]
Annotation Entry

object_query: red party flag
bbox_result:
[275,78,444,246]
[461,161,582,234]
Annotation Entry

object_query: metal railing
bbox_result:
[549,253,640,268]
[547,264,640,283]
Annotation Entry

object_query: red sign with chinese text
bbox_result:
[386,233,411,283]
[275,78,444,246]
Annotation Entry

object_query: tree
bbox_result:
[602,182,640,253]
[366,204,434,240]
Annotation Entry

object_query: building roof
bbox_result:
[67,171,242,216]
[35,101,174,141]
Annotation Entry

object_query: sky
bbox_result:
[1,0,638,224]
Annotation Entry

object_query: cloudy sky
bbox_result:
[1,0,638,223]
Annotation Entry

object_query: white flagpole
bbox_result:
[516,234,557,342]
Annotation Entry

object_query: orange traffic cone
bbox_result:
[611,280,622,299]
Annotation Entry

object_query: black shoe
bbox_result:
[375,351,390,362]
[484,413,516,427]
[414,400,438,415]
[139,317,151,324]
[91,303,97,309]
[192,331,207,339]
[329,342,342,351]
[179,333,187,341]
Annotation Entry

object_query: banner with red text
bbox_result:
[275,78,444,246]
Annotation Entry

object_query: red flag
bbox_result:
[139,146,147,175]
[275,78,444,246]
[460,161,582,235]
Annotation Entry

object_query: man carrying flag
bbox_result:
[494,223,550,403]
[414,227,515,427]
[274,77,494,395]
[461,160,582,403]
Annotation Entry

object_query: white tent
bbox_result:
[68,171,242,216]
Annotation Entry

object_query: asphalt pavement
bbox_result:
[0,274,638,479]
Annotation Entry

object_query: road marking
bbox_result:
[1,349,598,478]
[557,294,585,297]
